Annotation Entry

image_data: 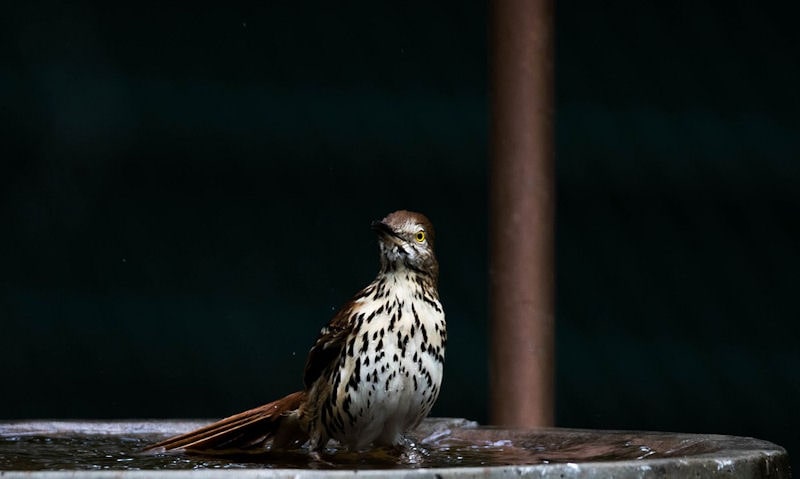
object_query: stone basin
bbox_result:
[0,418,789,478]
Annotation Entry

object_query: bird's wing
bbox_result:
[303,302,357,389]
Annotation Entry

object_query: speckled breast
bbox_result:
[322,271,446,449]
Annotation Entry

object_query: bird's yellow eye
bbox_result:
[415,230,426,243]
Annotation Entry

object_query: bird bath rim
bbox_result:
[0,418,789,478]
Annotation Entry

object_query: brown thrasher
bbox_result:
[148,210,446,453]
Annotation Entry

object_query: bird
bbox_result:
[147,210,446,454]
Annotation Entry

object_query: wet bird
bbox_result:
[148,210,446,453]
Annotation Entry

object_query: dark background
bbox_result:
[2,0,797,470]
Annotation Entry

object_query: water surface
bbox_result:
[0,419,721,471]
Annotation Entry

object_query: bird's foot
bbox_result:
[307,450,337,468]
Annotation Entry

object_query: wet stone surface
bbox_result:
[0,418,790,477]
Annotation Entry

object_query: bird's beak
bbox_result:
[371,220,403,245]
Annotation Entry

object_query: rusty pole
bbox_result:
[488,0,555,427]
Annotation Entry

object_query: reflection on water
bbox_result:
[0,420,720,471]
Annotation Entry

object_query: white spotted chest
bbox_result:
[326,269,446,449]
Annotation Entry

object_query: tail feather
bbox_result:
[146,391,307,452]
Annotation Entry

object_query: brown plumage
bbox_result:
[147,210,446,453]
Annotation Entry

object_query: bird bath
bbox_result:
[0,418,788,478]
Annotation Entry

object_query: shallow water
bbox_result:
[0,434,701,471]
[0,420,720,471]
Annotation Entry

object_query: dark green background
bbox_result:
[2,0,798,470]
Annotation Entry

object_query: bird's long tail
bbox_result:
[145,391,307,452]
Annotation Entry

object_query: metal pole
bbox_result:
[488,0,555,427]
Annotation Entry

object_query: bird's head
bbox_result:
[371,210,438,282]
